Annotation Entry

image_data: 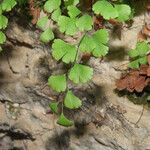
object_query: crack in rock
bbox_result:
[0,123,35,141]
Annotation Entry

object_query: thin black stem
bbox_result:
[58,32,88,115]
[65,31,88,88]
[61,101,64,113]
[73,32,88,65]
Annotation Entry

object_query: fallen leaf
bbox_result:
[147,67,150,76]
[134,76,145,92]
[116,65,150,92]
[137,31,147,41]
[137,24,150,41]
[116,77,128,91]
[145,78,150,86]
[29,0,41,25]
[142,24,150,36]
[139,65,149,75]
[146,1,150,9]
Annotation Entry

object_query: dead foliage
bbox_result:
[116,55,150,92]
[138,24,150,41]
[29,0,40,25]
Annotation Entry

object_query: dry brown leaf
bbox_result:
[147,67,150,76]
[29,0,40,25]
[116,77,128,91]
[81,53,91,63]
[93,16,104,30]
[116,65,150,92]
[137,24,150,41]
[137,31,147,41]
[145,78,150,86]
[134,76,145,92]
[146,1,150,9]
[139,65,149,75]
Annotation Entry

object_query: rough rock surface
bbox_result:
[1,11,150,150]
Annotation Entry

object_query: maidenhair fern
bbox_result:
[36,0,132,127]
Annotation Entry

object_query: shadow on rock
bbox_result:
[45,130,70,150]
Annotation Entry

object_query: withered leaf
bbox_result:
[116,77,128,91]
[29,0,40,25]
[134,76,145,92]
[137,24,150,41]
[81,52,91,63]
[139,65,149,75]
[93,15,104,30]
[147,67,150,76]
[145,78,150,86]
[116,64,150,92]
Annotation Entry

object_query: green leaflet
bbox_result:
[2,0,17,12]
[58,13,93,35]
[52,8,61,22]
[139,56,147,64]
[48,74,67,92]
[128,49,139,58]
[92,43,109,57]
[76,15,93,31]
[67,5,81,18]
[79,35,96,53]
[136,41,150,56]
[49,102,59,114]
[58,16,78,36]
[44,0,61,13]
[69,64,93,84]
[37,16,48,31]
[92,0,118,20]
[52,39,76,63]
[80,29,109,57]
[92,0,131,22]
[0,31,6,44]
[128,59,139,69]
[129,56,148,68]
[115,4,131,22]
[93,29,109,44]
[0,15,8,29]
[40,28,54,43]
[57,113,74,127]
[92,29,109,57]
[64,91,82,109]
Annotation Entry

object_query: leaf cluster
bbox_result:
[128,41,150,69]
[35,0,133,127]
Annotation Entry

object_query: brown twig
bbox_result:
[135,105,144,125]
